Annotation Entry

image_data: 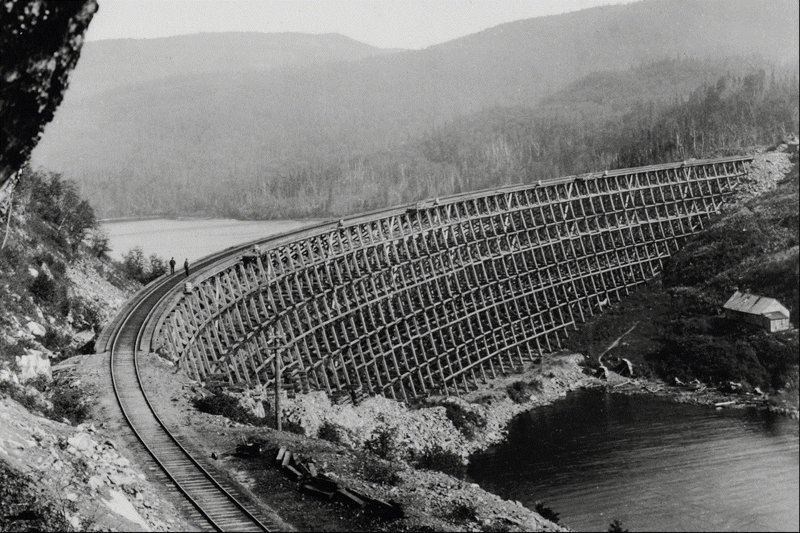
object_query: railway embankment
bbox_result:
[0,172,191,531]
[137,350,571,532]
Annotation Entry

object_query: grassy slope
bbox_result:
[565,150,799,397]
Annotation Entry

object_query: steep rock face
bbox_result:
[0,0,97,193]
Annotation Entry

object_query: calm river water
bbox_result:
[468,390,799,532]
[101,218,315,263]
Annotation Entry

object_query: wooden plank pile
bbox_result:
[272,445,404,521]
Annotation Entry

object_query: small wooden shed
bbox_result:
[723,291,791,332]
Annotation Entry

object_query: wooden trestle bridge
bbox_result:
[130,156,752,403]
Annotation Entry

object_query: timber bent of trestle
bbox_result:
[123,156,753,403]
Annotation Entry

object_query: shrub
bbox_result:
[443,403,486,439]
[0,336,28,362]
[282,419,306,435]
[412,445,465,477]
[48,387,89,425]
[528,377,544,392]
[41,328,75,360]
[26,374,50,393]
[483,520,512,532]
[506,381,534,403]
[357,454,403,485]
[19,170,99,256]
[70,298,101,332]
[148,254,168,279]
[29,274,66,307]
[192,391,268,426]
[474,394,495,405]
[0,381,43,413]
[0,462,75,532]
[318,420,350,444]
[534,501,560,524]
[120,247,167,284]
[87,228,111,258]
[363,424,402,460]
[608,519,628,532]
[446,502,478,523]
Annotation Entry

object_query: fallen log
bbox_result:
[300,483,335,501]
[281,450,293,467]
[366,497,404,521]
[282,464,303,481]
[306,475,340,493]
[334,487,367,508]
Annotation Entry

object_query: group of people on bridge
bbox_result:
[169,257,190,277]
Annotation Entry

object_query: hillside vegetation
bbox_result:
[33,61,800,219]
[0,167,136,404]
[30,0,799,219]
[0,168,185,530]
[565,150,799,399]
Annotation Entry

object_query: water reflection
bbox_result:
[468,389,799,532]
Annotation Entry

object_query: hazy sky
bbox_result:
[85,0,639,50]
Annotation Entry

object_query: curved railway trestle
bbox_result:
[139,157,752,403]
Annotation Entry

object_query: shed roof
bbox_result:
[723,291,790,317]
[764,311,789,320]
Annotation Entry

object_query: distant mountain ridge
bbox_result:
[66,31,400,98]
[32,0,800,218]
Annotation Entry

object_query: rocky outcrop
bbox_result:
[0,0,98,194]
[15,347,51,381]
[0,396,183,531]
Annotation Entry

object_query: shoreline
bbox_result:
[75,345,796,532]
[99,215,325,224]
[604,375,800,419]
[275,351,798,468]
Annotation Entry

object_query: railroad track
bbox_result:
[108,255,276,532]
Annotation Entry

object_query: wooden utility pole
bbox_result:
[269,327,285,431]
[275,347,281,432]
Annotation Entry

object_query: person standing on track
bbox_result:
[184,258,190,277]
[169,257,176,275]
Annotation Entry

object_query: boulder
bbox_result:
[15,349,51,381]
[67,432,96,453]
[39,263,53,279]
[238,395,266,419]
[73,329,95,347]
[25,321,46,337]
[101,489,149,529]
[0,367,20,384]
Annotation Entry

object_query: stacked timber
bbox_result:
[235,444,405,520]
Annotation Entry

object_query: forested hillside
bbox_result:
[31,0,800,219]
[43,63,798,219]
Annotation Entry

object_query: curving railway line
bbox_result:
[106,247,280,532]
